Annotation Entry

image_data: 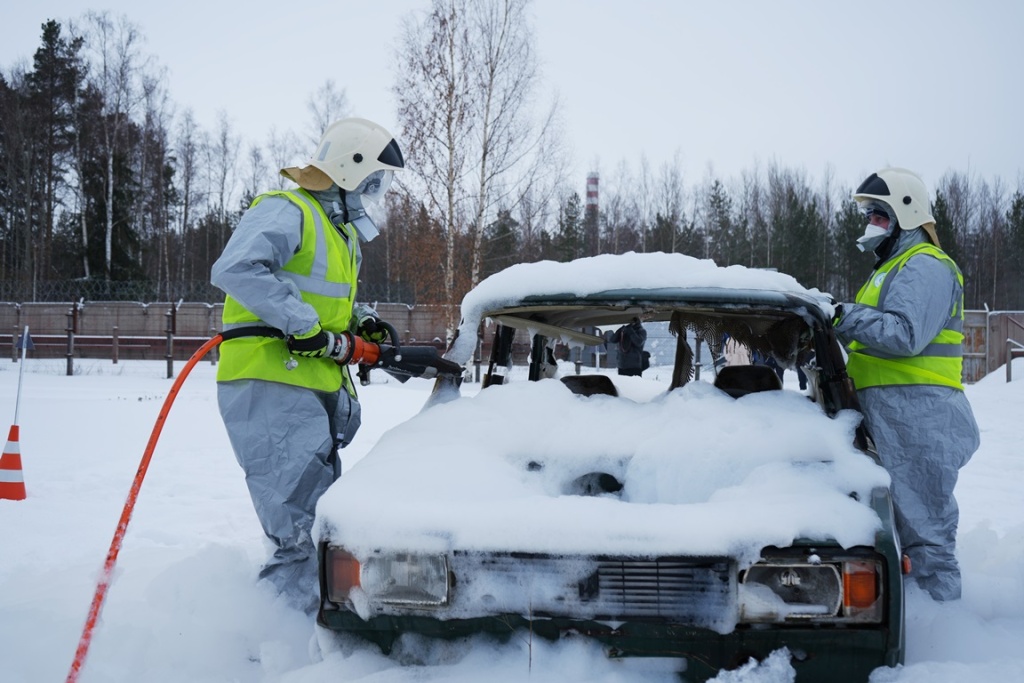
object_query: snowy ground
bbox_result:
[1,356,1022,682]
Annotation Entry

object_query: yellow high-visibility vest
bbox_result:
[846,243,965,390]
[218,189,358,394]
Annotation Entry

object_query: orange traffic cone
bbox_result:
[0,425,26,501]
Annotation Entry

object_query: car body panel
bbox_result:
[315,253,905,682]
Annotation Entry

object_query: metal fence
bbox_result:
[1,300,1021,384]
[0,301,459,376]
[965,310,1024,382]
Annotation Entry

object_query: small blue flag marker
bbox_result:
[15,329,33,351]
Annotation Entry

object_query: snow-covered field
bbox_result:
[1,356,1022,682]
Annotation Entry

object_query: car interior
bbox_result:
[478,302,816,400]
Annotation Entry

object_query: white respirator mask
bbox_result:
[330,170,394,242]
[856,224,891,252]
[855,201,895,252]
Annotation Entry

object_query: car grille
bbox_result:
[595,558,733,619]
[450,554,735,629]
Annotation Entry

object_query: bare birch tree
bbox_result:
[975,177,1007,308]
[937,170,975,269]
[463,0,555,287]
[266,125,303,190]
[394,0,560,332]
[394,0,474,326]
[77,11,148,282]
[738,164,766,267]
[305,79,350,143]
[174,109,202,280]
[241,142,268,206]
[600,160,636,254]
[207,110,240,244]
[138,66,173,292]
[653,152,686,254]
[636,155,653,253]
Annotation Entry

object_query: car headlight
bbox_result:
[739,559,882,623]
[325,547,450,608]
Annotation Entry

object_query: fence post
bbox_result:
[66,308,75,376]
[12,304,20,363]
[165,308,174,379]
[1008,340,1013,383]
[112,325,119,364]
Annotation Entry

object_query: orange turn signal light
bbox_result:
[843,561,878,609]
[326,547,361,602]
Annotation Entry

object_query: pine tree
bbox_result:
[706,179,738,265]
[26,20,84,280]
[1006,191,1024,308]
[832,198,869,301]
[481,208,520,279]
[932,190,961,265]
[553,192,583,262]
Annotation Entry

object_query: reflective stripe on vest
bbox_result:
[846,243,965,390]
[217,189,358,393]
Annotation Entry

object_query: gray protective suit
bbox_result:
[212,188,371,612]
[835,229,980,601]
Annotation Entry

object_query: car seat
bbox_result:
[713,364,782,399]
[561,374,619,397]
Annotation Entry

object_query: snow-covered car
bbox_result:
[315,252,905,682]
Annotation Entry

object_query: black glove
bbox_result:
[356,313,389,343]
[832,303,845,327]
[287,323,348,358]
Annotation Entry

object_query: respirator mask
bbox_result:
[332,170,394,242]
[856,202,895,253]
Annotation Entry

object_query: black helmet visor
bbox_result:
[377,139,405,170]
[856,173,890,197]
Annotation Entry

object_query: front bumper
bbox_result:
[317,608,900,682]
[317,488,904,682]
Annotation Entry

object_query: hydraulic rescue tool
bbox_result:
[222,321,463,383]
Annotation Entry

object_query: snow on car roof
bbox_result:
[450,252,833,364]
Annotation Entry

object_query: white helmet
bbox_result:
[853,167,934,231]
[281,118,404,192]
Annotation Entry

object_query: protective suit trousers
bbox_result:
[859,386,979,601]
[218,379,361,612]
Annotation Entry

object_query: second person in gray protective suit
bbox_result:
[834,167,980,602]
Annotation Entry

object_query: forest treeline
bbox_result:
[3,4,1023,322]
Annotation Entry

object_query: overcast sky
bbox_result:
[3,1,1022,195]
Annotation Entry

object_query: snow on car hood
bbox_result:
[315,378,889,565]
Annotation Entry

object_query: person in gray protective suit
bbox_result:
[833,167,980,601]
[211,118,404,612]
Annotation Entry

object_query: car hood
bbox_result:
[315,378,888,565]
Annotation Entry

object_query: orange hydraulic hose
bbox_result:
[66,334,223,683]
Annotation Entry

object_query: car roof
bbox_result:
[448,254,835,365]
